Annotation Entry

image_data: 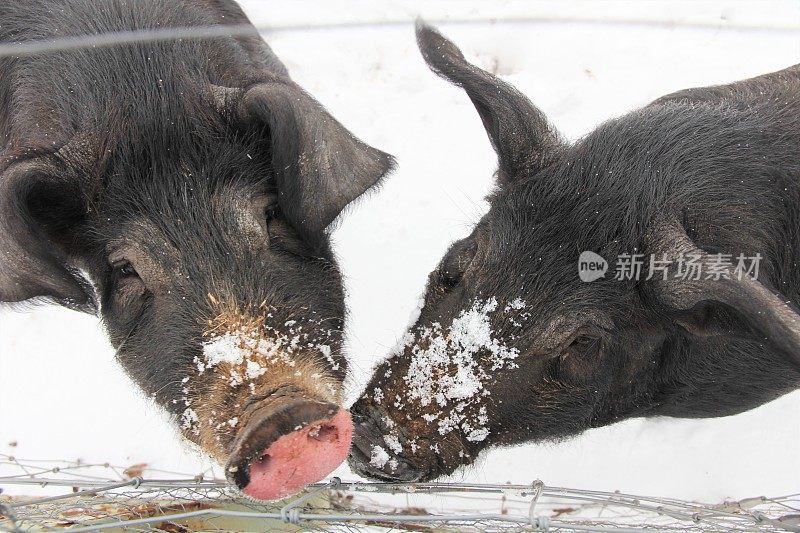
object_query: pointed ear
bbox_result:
[646,214,800,371]
[216,80,395,236]
[415,20,563,184]
[0,158,95,312]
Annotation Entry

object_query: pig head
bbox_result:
[0,0,394,500]
[349,22,800,482]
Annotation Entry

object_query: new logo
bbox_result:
[578,251,608,282]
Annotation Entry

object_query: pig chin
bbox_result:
[178,312,352,500]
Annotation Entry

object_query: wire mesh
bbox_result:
[1,454,798,532]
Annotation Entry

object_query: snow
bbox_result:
[369,445,391,469]
[383,434,403,455]
[318,343,340,371]
[180,408,199,433]
[196,330,279,395]
[381,297,523,443]
[201,333,250,368]
[505,298,526,312]
[1,0,799,504]
[245,359,267,380]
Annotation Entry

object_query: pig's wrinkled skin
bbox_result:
[349,22,800,482]
[0,0,393,499]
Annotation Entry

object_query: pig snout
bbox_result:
[226,397,353,500]
[348,400,439,483]
[349,410,424,482]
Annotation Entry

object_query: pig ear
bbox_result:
[646,215,800,371]
[218,81,395,235]
[0,160,95,312]
[415,21,563,184]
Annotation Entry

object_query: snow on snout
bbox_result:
[374,298,527,453]
[177,317,339,439]
[202,333,251,368]
[199,331,289,376]
[196,325,335,381]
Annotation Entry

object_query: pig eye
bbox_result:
[112,259,138,279]
[437,239,477,290]
[561,330,607,360]
[555,332,605,382]
[264,202,280,222]
[568,335,600,353]
[438,265,462,289]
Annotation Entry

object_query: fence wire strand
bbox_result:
[1,455,799,532]
[1,14,798,59]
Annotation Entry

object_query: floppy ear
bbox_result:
[0,158,95,312]
[215,79,395,236]
[646,214,800,371]
[415,21,563,184]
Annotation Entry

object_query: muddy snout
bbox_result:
[226,396,353,500]
[348,402,434,483]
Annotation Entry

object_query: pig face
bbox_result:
[0,25,393,499]
[350,185,636,481]
[349,23,800,481]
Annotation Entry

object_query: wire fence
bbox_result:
[1,455,798,532]
[2,11,799,59]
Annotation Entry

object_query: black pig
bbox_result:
[349,22,800,482]
[0,0,393,500]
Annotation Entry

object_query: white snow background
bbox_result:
[1,0,799,503]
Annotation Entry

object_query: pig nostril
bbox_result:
[256,453,271,466]
[308,424,338,443]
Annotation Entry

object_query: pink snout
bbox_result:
[226,398,353,501]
